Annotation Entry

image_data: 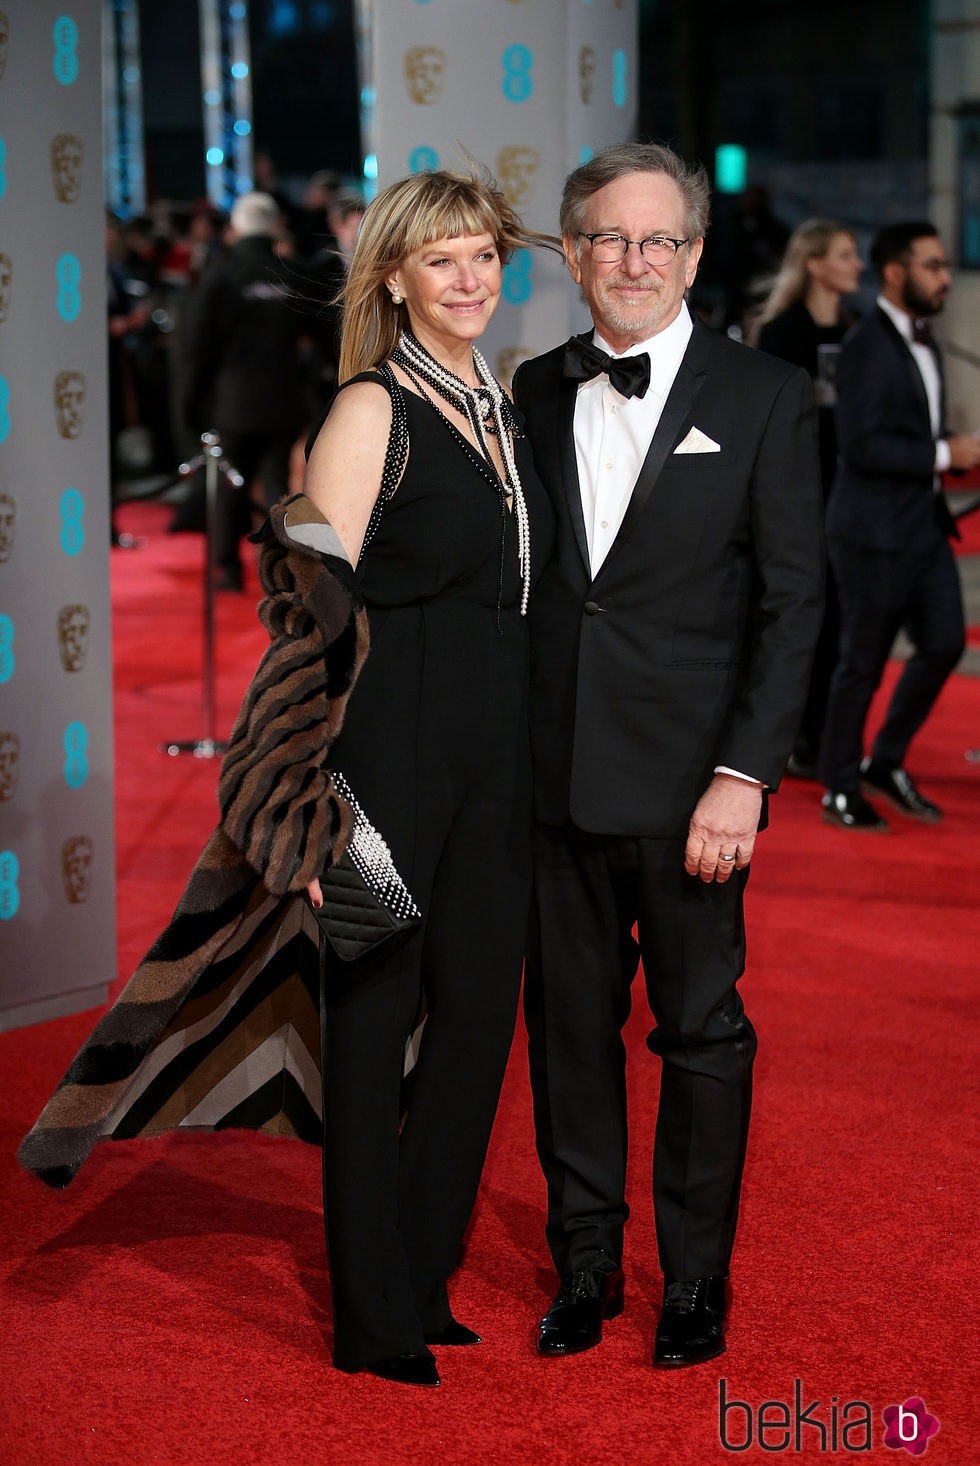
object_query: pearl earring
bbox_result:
[391,288,403,305]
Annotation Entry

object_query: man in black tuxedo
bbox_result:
[512,144,824,1369]
[818,222,979,830]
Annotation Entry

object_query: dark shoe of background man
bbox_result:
[821,790,889,831]
[537,1262,624,1356]
[860,757,942,821]
[654,1275,729,1369]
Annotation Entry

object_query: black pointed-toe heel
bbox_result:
[365,1352,441,1387]
[423,1320,482,1346]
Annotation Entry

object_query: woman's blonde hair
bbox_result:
[756,217,856,328]
[338,167,553,382]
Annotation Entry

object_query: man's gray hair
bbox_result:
[560,142,711,243]
[230,191,282,239]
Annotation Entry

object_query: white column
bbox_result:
[0,0,117,1029]
[355,0,638,380]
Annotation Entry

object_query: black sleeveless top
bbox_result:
[320,368,554,870]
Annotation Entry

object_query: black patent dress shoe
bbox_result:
[365,1351,441,1387]
[537,1264,624,1356]
[654,1275,729,1369]
[821,790,889,831]
[860,758,942,821]
[424,1319,481,1346]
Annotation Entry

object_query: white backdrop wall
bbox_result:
[0,0,116,1030]
[358,0,638,383]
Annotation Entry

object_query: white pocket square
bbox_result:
[673,426,721,454]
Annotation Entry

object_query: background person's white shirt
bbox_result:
[876,293,950,475]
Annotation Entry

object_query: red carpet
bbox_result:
[1,501,978,1464]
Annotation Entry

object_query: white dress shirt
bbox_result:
[574,305,693,576]
[876,294,950,474]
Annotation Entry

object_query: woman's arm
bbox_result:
[304,380,394,565]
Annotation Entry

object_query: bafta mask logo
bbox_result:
[58,603,90,672]
[62,835,93,904]
[54,369,86,438]
[0,252,11,322]
[579,45,596,105]
[496,348,533,389]
[0,12,8,83]
[0,492,13,563]
[404,47,446,106]
[51,133,83,203]
[496,146,540,209]
[0,730,18,801]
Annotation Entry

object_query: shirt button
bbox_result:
[610,405,618,415]
[600,519,608,529]
[605,462,614,470]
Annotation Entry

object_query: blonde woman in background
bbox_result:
[756,219,863,777]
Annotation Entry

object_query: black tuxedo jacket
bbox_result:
[827,305,958,552]
[513,320,824,836]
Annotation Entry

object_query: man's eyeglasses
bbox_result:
[579,233,690,265]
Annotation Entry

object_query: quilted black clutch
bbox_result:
[307,772,421,962]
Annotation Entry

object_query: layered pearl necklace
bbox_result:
[391,330,531,616]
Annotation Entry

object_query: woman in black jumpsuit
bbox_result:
[303,171,553,1385]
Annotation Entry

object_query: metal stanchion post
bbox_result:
[162,430,243,758]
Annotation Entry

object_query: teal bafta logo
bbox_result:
[501,45,533,101]
[409,146,439,174]
[63,722,89,789]
[0,612,12,682]
[503,253,533,305]
[0,849,19,921]
[60,488,84,555]
[56,254,81,322]
[53,14,78,86]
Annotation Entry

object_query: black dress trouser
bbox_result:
[818,534,965,793]
[524,821,757,1285]
[213,428,298,572]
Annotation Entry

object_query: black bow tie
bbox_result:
[563,336,651,400]
[912,318,934,347]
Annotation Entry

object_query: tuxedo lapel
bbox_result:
[555,370,591,578]
[877,308,932,431]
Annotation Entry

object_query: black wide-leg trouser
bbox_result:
[525,821,757,1286]
[319,604,531,1373]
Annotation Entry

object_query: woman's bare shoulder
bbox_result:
[308,379,393,464]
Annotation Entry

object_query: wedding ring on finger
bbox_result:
[719,853,737,862]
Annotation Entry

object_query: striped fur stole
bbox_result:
[18,497,368,1188]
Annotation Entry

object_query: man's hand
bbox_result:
[684,773,763,884]
[946,434,980,472]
